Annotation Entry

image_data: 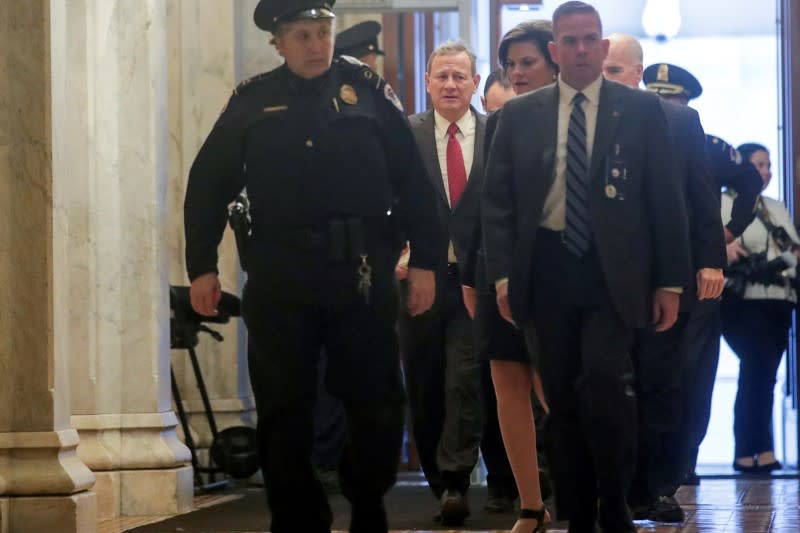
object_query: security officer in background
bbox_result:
[643,63,762,487]
[183,1,445,532]
[334,20,384,70]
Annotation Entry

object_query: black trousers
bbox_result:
[398,270,482,496]
[721,296,793,458]
[312,351,347,469]
[630,312,689,504]
[677,299,721,476]
[242,281,405,533]
[529,230,637,532]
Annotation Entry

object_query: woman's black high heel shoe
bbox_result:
[517,506,549,532]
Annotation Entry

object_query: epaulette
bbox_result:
[706,135,743,164]
[707,135,727,148]
[233,69,280,96]
[336,56,404,112]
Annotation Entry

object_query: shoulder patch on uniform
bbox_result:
[234,69,280,96]
[339,54,369,68]
[384,83,404,112]
[729,146,743,165]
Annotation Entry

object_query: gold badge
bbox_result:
[605,184,617,199]
[657,64,669,82]
[339,84,358,105]
[611,168,621,178]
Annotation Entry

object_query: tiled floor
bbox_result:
[102,478,800,533]
[98,493,242,533]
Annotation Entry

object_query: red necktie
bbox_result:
[446,123,467,208]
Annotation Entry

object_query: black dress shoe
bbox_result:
[682,470,701,485]
[598,499,635,533]
[733,459,758,473]
[647,495,685,523]
[756,460,782,473]
[484,493,515,513]
[350,498,388,533]
[630,502,649,521]
[439,488,470,527]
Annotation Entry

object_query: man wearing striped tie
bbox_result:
[481,2,692,532]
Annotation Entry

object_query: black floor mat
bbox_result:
[127,483,530,532]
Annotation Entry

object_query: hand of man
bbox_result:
[652,288,679,332]
[696,268,725,300]
[723,226,735,244]
[462,285,477,319]
[727,240,749,265]
[395,262,409,281]
[495,281,515,326]
[190,272,221,317]
[395,243,410,281]
[406,267,435,316]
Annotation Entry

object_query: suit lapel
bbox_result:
[417,110,449,206]
[589,79,624,181]
[458,107,484,205]
[538,85,560,196]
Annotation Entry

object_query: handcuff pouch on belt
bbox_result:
[327,217,372,304]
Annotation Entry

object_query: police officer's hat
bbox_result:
[254,0,336,33]
[643,63,703,100]
[334,21,384,59]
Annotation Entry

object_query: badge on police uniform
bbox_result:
[339,84,358,105]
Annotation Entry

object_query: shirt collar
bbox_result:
[434,108,474,137]
[558,73,603,106]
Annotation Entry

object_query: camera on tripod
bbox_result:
[724,250,797,298]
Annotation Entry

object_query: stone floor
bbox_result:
[100,477,800,533]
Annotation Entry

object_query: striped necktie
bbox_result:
[564,92,590,257]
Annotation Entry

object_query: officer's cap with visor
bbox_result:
[334,21,384,59]
[254,0,336,33]
[643,63,703,101]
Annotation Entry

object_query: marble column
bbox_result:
[165,0,256,462]
[0,1,97,531]
[65,0,191,520]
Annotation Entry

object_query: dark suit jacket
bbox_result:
[408,107,487,281]
[461,109,502,292]
[482,78,692,327]
[661,101,726,310]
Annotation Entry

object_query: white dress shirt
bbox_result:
[434,109,475,263]
[434,109,475,207]
[540,74,602,230]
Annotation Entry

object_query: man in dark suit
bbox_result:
[604,33,727,523]
[641,64,763,490]
[398,41,484,527]
[482,3,692,531]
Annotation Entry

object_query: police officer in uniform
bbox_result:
[309,20,387,484]
[334,20,384,70]
[643,63,762,486]
[183,2,445,532]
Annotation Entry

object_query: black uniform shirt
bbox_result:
[705,135,762,238]
[184,58,445,291]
